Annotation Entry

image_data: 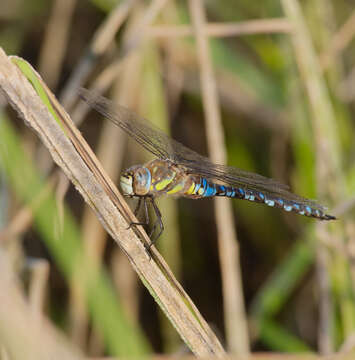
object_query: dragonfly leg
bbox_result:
[148,197,164,248]
[126,197,150,229]
[126,196,164,252]
[133,197,143,216]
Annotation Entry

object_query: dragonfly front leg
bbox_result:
[126,196,164,249]
[127,196,150,229]
[133,197,143,216]
[148,197,164,248]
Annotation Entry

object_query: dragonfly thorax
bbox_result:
[120,159,194,198]
[120,165,152,196]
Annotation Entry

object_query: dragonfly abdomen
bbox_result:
[187,177,335,221]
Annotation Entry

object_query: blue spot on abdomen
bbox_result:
[204,184,217,197]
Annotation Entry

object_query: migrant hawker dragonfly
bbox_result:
[79,88,335,241]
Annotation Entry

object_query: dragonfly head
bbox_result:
[120,166,151,196]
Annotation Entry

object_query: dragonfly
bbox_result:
[79,88,336,242]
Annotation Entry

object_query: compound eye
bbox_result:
[136,171,145,183]
[133,168,151,195]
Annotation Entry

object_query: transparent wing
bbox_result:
[79,88,324,210]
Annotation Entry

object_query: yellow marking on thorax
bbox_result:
[167,183,184,194]
[154,178,174,191]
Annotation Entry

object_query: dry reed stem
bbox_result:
[148,3,185,351]
[81,0,170,100]
[69,274,88,349]
[281,0,341,178]
[213,70,286,131]
[188,0,249,355]
[156,35,286,131]
[68,10,144,351]
[28,258,50,315]
[333,197,355,219]
[0,175,56,242]
[148,18,292,37]
[68,0,169,124]
[101,55,143,323]
[281,0,345,355]
[91,0,139,55]
[320,9,355,71]
[21,2,139,225]
[121,0,169,52]
[0,205,33,240]
[316,240,334,354]
[88,54,142,355]
[337,65,355,102]
[38,0,77,89]
[0,48,225,357]
[339,332,355,354]
[346,222,355,314]
[111,250,139,321]
[69,59,128,126]
[29,3,132,206]
[0,250,83,360]
[60,0,137,109]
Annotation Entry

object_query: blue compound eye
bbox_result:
[136,168,149,185]
[133,167,152,195]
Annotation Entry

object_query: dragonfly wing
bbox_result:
[79,88,323,210]
[80,88,177,159]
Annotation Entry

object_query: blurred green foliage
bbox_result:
[1,0,355,356]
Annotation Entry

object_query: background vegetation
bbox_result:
[0,0,355,358]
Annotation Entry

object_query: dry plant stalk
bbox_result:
[148,18,292,38]
[281,0,345,355]
[0,47,225,357]
[60,0,137,109]
[0,251,84,360]
[68,9,144,352]
[188,0,249,354]
[38,0,77,89]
